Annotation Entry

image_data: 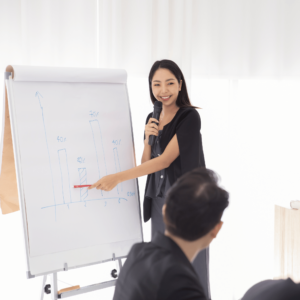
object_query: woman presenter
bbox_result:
[90,60,209,299]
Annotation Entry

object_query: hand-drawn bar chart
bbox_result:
[38,93,129,219]
[89,119,108,196]
[78,168,88,201]
[113,147,123,193]
[89,120,107,178]
[58,149,72,205]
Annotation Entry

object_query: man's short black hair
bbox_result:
[164,167,229,241]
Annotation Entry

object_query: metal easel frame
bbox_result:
[40,253,124,300]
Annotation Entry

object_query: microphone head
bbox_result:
[154,101,162,108]
[154,101,163,109]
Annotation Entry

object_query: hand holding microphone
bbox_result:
[146,101,162,146]
[145,117,159,145]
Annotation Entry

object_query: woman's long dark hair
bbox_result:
[148,59,198,108]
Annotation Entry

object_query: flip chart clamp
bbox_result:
[40,253,125,300]
[64,263,68,271]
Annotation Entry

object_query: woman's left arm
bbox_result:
[89,134,180,191]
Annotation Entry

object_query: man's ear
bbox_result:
[211,221,223,239]
[162,204,166,217]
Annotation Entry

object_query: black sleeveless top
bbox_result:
[143,107,206,222]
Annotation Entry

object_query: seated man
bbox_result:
[113,167,229,300]
[242,278,300,300]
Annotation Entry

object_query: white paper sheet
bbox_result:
[10,70,142,257]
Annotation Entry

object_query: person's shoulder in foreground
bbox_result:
[113,167,229,300]
[113,232,205,300]
[241,278,300,300]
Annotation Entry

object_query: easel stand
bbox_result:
[40,253,123,300]
[3,67,143,300]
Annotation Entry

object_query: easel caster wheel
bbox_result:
[111,269,118,278]
[44,284,51,294]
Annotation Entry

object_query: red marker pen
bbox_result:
[74,185,91,188]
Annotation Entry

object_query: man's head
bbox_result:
[163,168,229,246]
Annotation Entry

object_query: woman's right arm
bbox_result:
[141,117,159,164]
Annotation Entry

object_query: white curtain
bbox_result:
[2,0,300,77]
[1,1,300,300]
[97,0,300,78]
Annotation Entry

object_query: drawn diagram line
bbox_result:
[41,197,128,209]
[113,147,123,192]
[89,120,100,178]
[58,149,72,205]
[89,119,108,196]
[36,91,57,219]
[78,168,88,201]
[113,149,119,194]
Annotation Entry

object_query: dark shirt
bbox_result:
[113,232,207,300]
[242,278,300,300]
[144,107,206,222]
[145,130,171,198]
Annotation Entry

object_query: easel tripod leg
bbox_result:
[117,258,122,271]
[40,275,47,300]
[51,272,58,300]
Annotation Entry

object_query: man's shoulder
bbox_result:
[128,240,168,259]
[156,263,206,300]
[130,241,205,299]
[114,241,177,300]
[114,238,206,300]
[118,240,176,283]
[159,262,199,285]
[127,241,177,270]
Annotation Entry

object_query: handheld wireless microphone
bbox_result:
[148,101,163,146]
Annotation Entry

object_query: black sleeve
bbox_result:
[176,109,205,174]
[144,112,153,141]
[158,266,207,300]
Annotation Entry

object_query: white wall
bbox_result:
[191,78,300,299]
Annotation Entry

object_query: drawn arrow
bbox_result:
[36,91,57,220]
[35,91,43,108]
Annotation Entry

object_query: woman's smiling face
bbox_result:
[151,68,182,107]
